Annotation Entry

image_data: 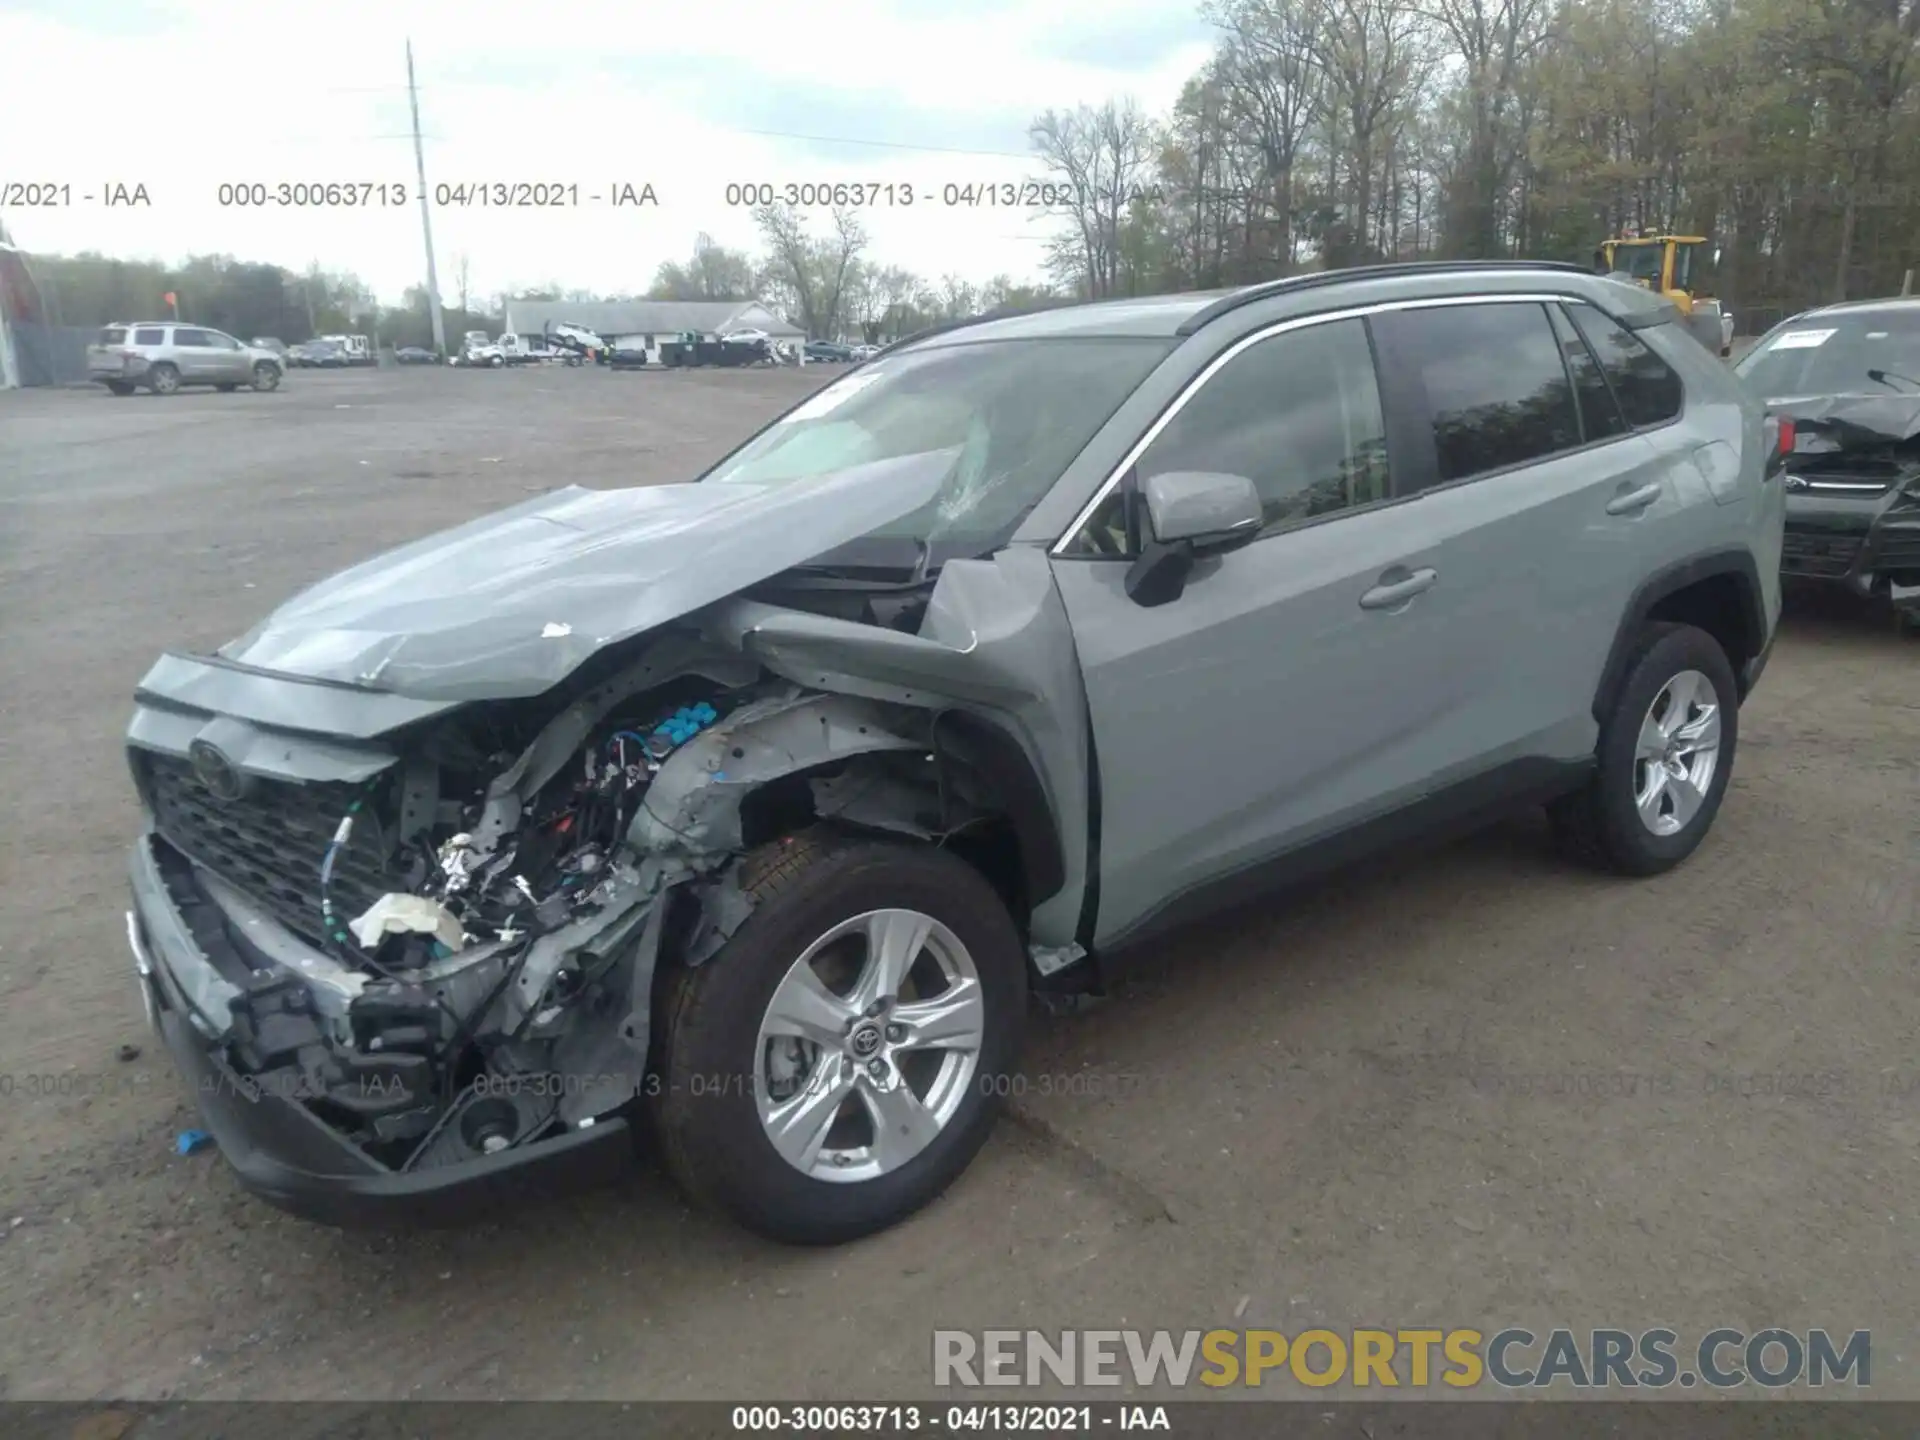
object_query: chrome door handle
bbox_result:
[1359,567,1438,610]
[1606,482,1663,515]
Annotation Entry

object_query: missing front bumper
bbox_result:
[126,834,638,1227]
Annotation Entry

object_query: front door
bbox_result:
[1048,315,1486,947]
[207,331,250,382]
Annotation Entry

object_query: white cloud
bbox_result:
[1,0,1214,305]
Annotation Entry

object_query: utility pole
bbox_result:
[407,39,448,358]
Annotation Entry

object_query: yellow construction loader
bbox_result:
[1594,231,1732,357]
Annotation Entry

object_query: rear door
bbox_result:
[1366,297,1674,766]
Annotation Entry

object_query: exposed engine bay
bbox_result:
[133,590,1072,1180]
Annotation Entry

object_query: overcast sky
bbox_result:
[1,0,1214,305]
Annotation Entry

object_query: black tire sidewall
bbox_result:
[1592,624,1739,871]
[253,363,279,391]
[656,842,1027,1242]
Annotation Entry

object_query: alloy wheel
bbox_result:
[755,908,985,1183]
[1632,668,1722,836]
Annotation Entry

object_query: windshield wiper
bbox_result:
[1868,368,1920,391]
[786,536,933,583]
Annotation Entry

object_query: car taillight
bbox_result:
[1776,416,1795,456]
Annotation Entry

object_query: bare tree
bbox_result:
[651,233,756,301]
[1303,0,1426,252]
[452,252,471,313]
[1030,100,1161,297]
[752,205,869,337]
[1208,0,1328,270]
[1422,0,1555,255]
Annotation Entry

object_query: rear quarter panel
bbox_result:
[1648,324,1782,636]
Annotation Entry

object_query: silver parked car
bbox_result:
[89,322,284,395]
[122,261,1782,1244]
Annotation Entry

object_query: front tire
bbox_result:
[651,829,1028,1245]
[251,362,280,391]
[1550,622,1739,876]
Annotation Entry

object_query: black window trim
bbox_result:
[1561,298,1685,439]
[1546,301,1627,445]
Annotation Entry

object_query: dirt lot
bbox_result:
[0,364,1916,1403]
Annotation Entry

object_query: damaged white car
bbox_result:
[124,264,1780,1242]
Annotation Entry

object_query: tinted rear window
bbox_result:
[1549,304,1629,442]
[98,327,127,346]
[1371,301,1582,485]
[1565,304,1683,427]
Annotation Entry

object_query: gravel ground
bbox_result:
[0,363,1915,1403]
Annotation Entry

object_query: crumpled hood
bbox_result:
[1767,393,1920,446]
[220,453,953,701]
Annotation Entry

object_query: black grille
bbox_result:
[139,751,406,946]
[1875,530,1920,569]
[1781,529,1864,578]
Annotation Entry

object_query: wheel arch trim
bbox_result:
[1591,547,1767,723]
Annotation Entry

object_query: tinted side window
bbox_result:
[172,328,211,347]
[132,327,165,345]
[1135,318,1390,534]
[207,332,242,350]
[1565,303,1683,427]
[1373,302,1581,485]
[1548,304,1629,442]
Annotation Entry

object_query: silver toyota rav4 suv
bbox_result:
[89,322,285,395]
[122,262,1784,1245]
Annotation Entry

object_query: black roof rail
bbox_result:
[1175,259,1598,335]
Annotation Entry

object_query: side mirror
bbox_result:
[1125,470,1263,607]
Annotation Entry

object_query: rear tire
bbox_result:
[1550,623,1738,876]
[147,363,180,395]
[651,829,1028,1245]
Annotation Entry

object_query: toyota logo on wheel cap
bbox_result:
[849,1023,884,1058]
[188,739,248,803]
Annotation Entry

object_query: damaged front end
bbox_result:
[125,630,772,1220]
[124,546,1087,1224]
[1774,396,1920,617]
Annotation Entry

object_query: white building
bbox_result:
[500,299,806,364]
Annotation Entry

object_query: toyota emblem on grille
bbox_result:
[188,739,249,803]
